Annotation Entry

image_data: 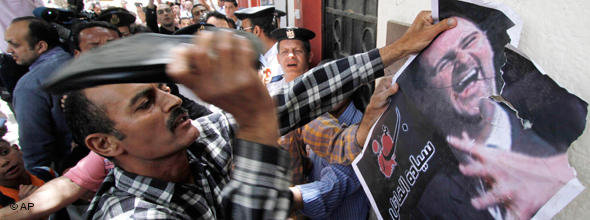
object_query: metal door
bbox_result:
[323,0,378,59]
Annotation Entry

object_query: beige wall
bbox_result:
[376,0,590,218]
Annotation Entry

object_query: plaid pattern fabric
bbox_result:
[222,139,292,220]
[278,128,313,185]
[302,113,362,165]
[86,48,384,219]
[275,49,384,135]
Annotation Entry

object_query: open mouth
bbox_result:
[452,67,480,93]
[172,113,189,130]
[5,164,18,176]
[167,107,190,132]
[286,63,297,68]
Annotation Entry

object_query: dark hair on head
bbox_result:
[407,0,514,92]
[224,0,237,7]
[11,16,60,49]
[438,0,514,90]
[248,15,277,37]
[130,24,153,34]
[63,90,126,151]
[205,11,235,29]
[192,3,206,15]
[71,21,121,51]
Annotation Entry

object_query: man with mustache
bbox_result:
[68,12,453,219]
[0,10,455,219]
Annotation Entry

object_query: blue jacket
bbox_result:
[13,47,73,173]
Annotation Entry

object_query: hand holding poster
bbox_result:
[352,0,587,219]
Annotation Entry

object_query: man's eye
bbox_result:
[462,35,478,49]
[137,99,152,110]
[0,149,9,156]
[436,60,452,73]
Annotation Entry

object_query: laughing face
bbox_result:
[419,17,496,118]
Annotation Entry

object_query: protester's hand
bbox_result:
[447,132,576,220]
[167,30,279,146]
[18,185,39,200]
[380,11,456,66]
[356,77,398,148]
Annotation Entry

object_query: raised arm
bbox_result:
[167,30,291,219]
[273,11,455,135]
[302,77,399,164]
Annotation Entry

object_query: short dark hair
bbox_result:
[407,0,513,92]
[205,11,235,28]
[130,24,153,34]
[192,3,207,18]
[71,21,121,51]
[248,15,276,37]
[224,0,238,7]
[63,90,126,151]
[11,16,60,49]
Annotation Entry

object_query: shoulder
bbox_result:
[29,166,56,182]
[91,192,182,219]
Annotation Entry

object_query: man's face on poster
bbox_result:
[419,17,496,118]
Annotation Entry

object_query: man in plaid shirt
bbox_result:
[55,11,455,220]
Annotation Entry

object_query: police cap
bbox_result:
[96,7,136,27]
[270,27,315,42]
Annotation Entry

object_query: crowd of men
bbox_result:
[0,0,460,219]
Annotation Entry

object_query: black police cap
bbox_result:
[270,27,315,42]
[96,7,136,27]
[43,31,265,93]
[274,9,286,17]
[234,6,275,20]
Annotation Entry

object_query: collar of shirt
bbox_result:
[337,102,363,126]
[111,157,199,205]
[263,42,278,61]
[29,47,64,70]
[484,103,512,151]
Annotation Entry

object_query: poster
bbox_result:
[352,0,588,219]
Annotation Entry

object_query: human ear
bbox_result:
[85,134,123,157]
[254,26,262,36]
[35,41,48,54]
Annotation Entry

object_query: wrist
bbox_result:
[380,40,409,67]
[236,110,279,146]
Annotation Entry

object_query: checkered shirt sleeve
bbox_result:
[302,113,361,165]
[273,49,384,135]
[222,139,292,220]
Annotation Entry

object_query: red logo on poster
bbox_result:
[372,126,398,178]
